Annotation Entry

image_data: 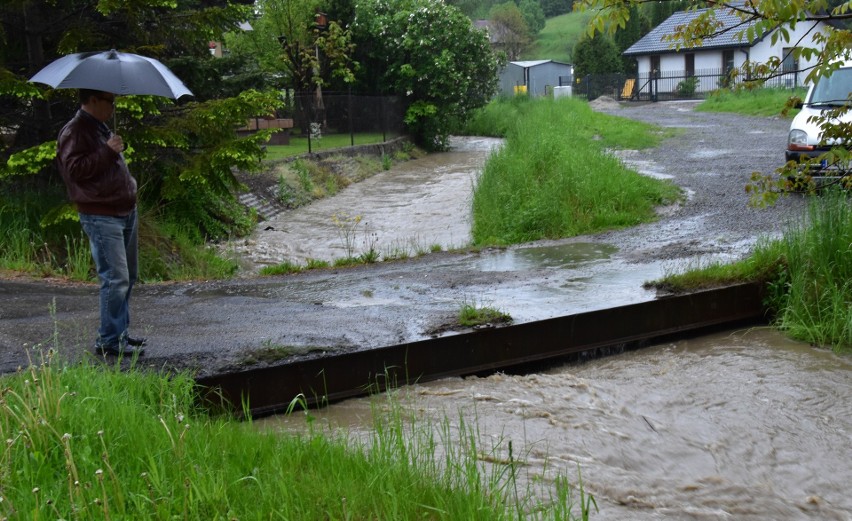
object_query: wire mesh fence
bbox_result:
[284,92,407,154]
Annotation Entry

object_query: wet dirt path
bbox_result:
[0,102,814,375]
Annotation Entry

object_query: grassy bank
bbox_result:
[1,350,593,520]
[696,86,806,117]
[654,189,852,353]
[0,189,239,282]
[263,132,395,161]
[523,11,592,63]
[466,96,680,245]
[763,189,852,351]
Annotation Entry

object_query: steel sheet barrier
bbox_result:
[196,283,767,417]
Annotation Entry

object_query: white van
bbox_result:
[786,63,852,171]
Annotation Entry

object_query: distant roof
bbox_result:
[509,60,571,68]
[624,6,764,56]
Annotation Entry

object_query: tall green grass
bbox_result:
[0,189,237,281]
[1,348,594,520]
[0,192,92,278]
[696,86,807,117]
[763,189,852,352]
[468,97,680,245]
[652,189,852,353]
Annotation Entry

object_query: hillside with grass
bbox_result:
[521,9,592,62]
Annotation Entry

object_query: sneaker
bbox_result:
[94,341,145,357]
[126,335,148,347]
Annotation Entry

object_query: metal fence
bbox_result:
[282,92,406,152]
[575,68,804,102]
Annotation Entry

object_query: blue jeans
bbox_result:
[79,210,138,348]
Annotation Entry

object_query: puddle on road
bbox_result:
[476,243,618,271]
[263,328,852,521]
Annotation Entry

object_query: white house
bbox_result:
[623,6,832,98]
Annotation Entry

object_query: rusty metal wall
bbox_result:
[196,283,768,417]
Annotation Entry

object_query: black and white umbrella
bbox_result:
[29,49,193,99]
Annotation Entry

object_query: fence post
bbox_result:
[349,87,354,147]
[651,72,657,102]
[381,97,387,143]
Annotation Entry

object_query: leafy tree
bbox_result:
[540,0,574,18]
[575,0,852,203]
[518,0,547,36]
[613,5,651,73]
[352,0,501,150]
[227,0,356,94]
[572,32,622,78]
[1,0,283,245]
[643,0,694,27]
[489,2,533,60]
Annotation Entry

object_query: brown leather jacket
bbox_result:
[56,110,137,216]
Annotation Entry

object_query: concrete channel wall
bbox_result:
[196,282,769,417]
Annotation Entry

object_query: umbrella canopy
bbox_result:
[29,49,193,99]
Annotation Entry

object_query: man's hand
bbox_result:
[107,134,124,153]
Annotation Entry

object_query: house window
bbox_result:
[782,47,799,72]
[651,55,661,78]
[685,53,695,77]
[722,50,734,75]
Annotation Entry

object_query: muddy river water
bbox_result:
[233,137,504,269]
[265,328,852,520]
[244,104,852,519]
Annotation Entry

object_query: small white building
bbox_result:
[623,6,832,98]
[498,60,573,97]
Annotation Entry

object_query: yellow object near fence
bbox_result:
[514,85,527,95]
[621,78,635,100]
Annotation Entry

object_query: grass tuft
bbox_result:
[458,299,513,327]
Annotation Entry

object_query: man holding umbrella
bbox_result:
[31,49,193,356]
[56,89,146,356]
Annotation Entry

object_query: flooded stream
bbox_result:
[234,137,503,269]
[264,328,852,520]
[240,119,849,519]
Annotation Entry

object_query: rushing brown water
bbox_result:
[246,126,849,519]
[232,137,503,270]
[264,328,852,520]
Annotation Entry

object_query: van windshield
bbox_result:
[809,67,852,106]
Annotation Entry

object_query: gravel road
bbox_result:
[591,98,804,261]
[0,100,808,377]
